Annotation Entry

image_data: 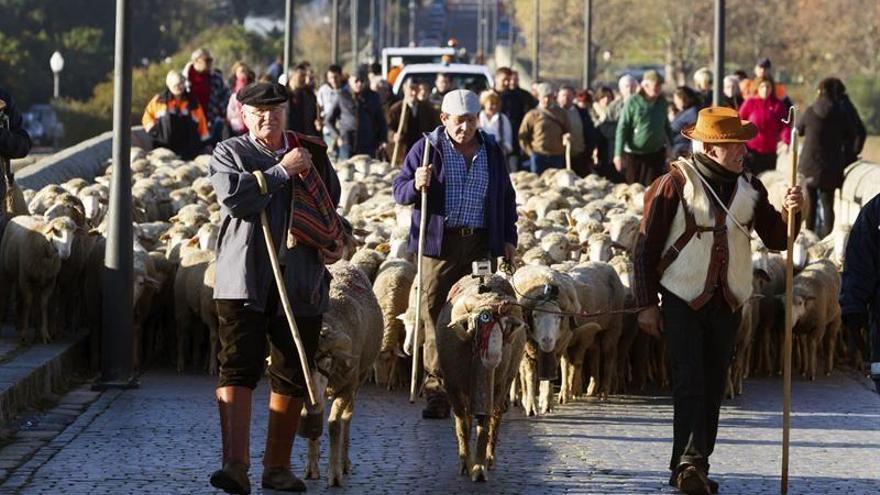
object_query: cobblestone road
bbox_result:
[1,369,877,494]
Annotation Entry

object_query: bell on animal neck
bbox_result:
[538,351,558,381]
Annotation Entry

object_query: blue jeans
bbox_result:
[529,153,565,175]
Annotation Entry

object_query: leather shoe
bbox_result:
[673,464,711,495]
[210,460,251,495]
[262,467,307,492]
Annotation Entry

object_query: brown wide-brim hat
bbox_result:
[682,106,758,143]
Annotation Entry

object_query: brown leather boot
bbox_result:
[210,386,253,495]
[261,392,307,492]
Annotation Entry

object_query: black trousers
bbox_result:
[622,149,667,186]
[215,291,322,398]
[420,230,489,393]
[662,289,741,473]
[806,187,835,239]
[746,150,777,176]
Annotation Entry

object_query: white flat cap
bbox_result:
[536,82,555,97]
[441,89,480,116]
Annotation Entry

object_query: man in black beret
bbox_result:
[208,82,342,494]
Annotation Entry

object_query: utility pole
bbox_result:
[408,0,416,46]
[491,0,498,59]
[477,0,484,57]
[532,0,539,82]
[713,0,725,106]
[97,0,135,390]
[378,0,386,53]
[582,0,592,89]
[332,0,339,64]
[371,0,379,61]
[284,0,294,73]
[393,0,401,47]
[509,0,516,65]
[351,0,360,65]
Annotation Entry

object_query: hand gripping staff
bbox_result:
[410,137,432,403]
[781,106,798,495]
[253,170,319,407]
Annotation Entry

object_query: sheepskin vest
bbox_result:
[659,159,759,310]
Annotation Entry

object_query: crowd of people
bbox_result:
[143,51,865,222]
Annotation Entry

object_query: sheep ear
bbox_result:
[375,243,391,254]
[186,236,199,247]
[169,215,179,223]
[159,233,171,242]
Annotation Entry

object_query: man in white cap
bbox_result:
[393,89,518,419]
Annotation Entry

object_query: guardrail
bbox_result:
[16,127,150,191]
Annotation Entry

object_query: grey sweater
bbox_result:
[209,134,341,315]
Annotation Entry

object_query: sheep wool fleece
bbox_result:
[659,159,759,310]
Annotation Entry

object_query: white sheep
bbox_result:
[303,262,382,487]
[0,215,77,343]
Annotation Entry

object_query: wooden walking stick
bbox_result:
[391,101,409,166]
[565,141,572,172]
[781,106,798,494]
[410,137,432,403]
[254,171,319,407]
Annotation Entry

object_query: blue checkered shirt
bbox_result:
[441,131,489,228]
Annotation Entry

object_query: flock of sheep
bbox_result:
[0,145,860,485]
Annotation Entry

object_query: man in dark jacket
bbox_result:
[840,193,880,395]
[387,79,440,164]
[208,82,341,494]
[796,78,857,238]
[392,89,517,419]
[495,67,536,170]
[286,63,320,137]
[324,71,387,159]
[142,71,211,160]
[0,86,31,233]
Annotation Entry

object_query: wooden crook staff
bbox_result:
[781,105,798,495]
[391,101,409,166]
[254,171,319,406]
[410,136,431,403]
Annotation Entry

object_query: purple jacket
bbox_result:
[392,126,518,258]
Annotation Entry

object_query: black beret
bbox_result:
[237,82,288,106]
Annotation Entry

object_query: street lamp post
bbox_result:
[532,0,539,82]
[283,0,294,74]
[50,51,64,99]
[96,0,136,390]
[331,0,339,65]
[351,0,360,65]
[408,0,416,46]
[713,0,725,106]
[583,0,592,89]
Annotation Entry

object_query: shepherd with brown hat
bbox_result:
[633,106,804,494]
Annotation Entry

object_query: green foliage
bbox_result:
[847,76,880,135]
[54,23,281,145]
[51,99,111,148]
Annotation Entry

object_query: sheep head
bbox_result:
[525,299,565,353]
[447,291,525,370]
[315,322,356,399]
[42,216,78,261]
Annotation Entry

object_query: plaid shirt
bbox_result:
[441,132,489,228]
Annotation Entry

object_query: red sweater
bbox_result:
[187,66,211,112]
[738,96,791,155]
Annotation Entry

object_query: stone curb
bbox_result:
[0,335,88,427]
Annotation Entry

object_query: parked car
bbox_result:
[23,104,64,147]
[391,63,493,97]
